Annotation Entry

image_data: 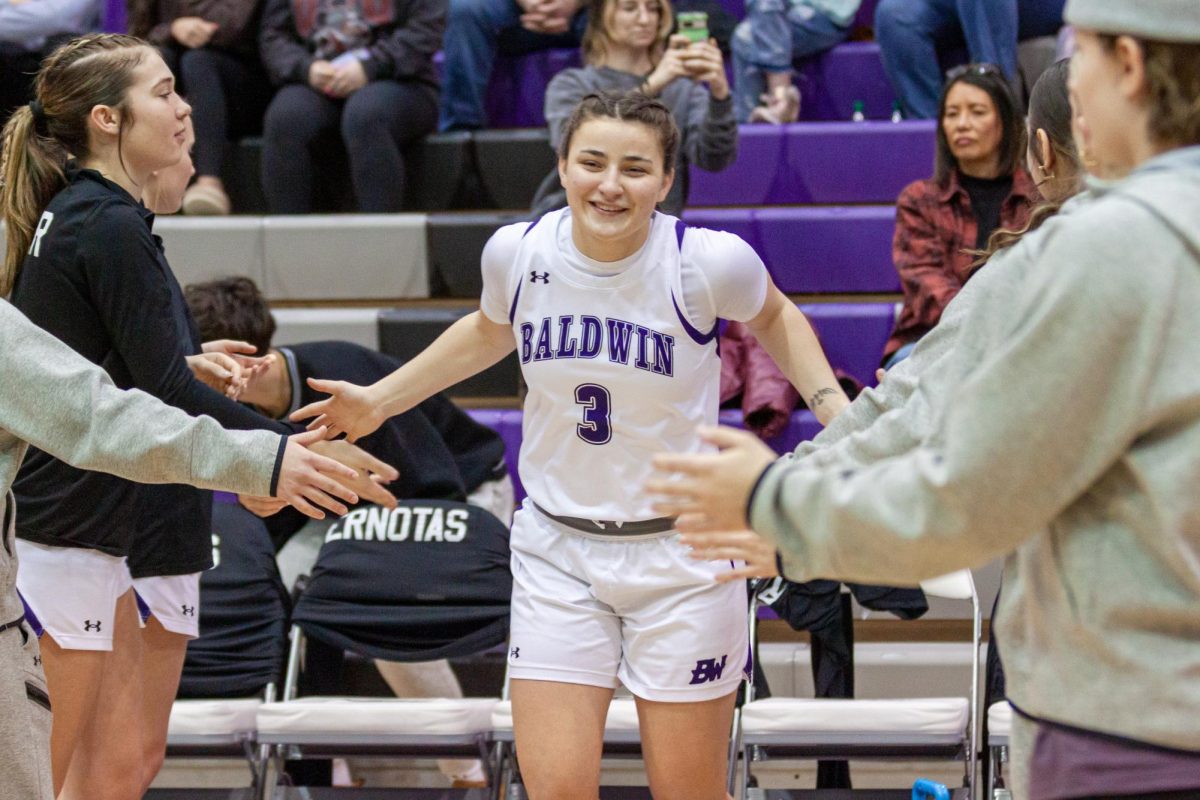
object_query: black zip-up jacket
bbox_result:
[12,167,289,569]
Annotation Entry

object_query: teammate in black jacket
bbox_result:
[185,275,512,786]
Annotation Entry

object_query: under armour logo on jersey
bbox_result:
[689,655,728,685]
[83,620,102,632]
[529,271,550,284]
[181,605,195,617]
[33,655,42,667]
[510,647,520,660]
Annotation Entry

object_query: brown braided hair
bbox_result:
[556,90,679,175]
[1,33,149,296]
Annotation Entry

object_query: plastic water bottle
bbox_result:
[891,100,903,122]
[851,100,866,122]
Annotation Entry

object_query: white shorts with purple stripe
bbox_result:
[506,500,750,702]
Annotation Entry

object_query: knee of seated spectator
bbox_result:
[874,0,911,34]
[179,46,218,80]
[340,94,399,142]
[264,88,323,141]
[447,0,503,26]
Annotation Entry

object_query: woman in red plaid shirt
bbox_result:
[883,64,1037,367]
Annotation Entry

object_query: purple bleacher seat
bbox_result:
[778,120,935,204]
[686,125,785,207]
[719,409,821,455]
[103,0,126,31]
[755,205,899,294]
[798,41,895,121]
[799,302,894,384]
[485,48,582,129]
[681,208,757,250]
[688,121,934,206]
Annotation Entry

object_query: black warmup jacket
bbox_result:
[263,341,506,546]
[11,167,289,572]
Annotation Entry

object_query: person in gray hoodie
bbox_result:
[0,298,366,799]
[649,1,1200,795]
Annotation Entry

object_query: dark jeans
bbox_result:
[261,80,438,213]
[874,0,1066,118]
[437,0,587,131]
[176,47,274,178]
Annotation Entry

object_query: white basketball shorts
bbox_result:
[507,501,749,702]
[133,573,202,638]
[15,539,134,651]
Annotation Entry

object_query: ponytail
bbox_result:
[1,107,70,297]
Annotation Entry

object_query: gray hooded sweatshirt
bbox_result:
[749,146,1200,750]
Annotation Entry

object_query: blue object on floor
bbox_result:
[912,778,951,800]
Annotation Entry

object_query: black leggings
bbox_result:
[261,80,438,213]
[177,47,274,178]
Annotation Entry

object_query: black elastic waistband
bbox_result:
[532,502,676,536]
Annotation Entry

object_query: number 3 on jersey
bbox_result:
[575,384,612,445]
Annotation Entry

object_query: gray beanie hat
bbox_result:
[1064,0,1200,43]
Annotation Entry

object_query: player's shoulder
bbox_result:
[483,214,558,265]
[677,222,759,268]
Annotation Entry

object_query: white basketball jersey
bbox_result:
[502,209,725,521]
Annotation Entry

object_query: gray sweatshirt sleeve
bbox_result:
[0,0,96,44]
[748,199,1176,584]
[679,83,737,173]
[0,301,282,497]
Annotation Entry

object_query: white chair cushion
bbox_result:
[256,697,497,736]
[988,702,1013,739]
[169,698,262,737]
[491,697,640,732]
[742,697,968,736]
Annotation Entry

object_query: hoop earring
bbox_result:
[1034,162,1055,188]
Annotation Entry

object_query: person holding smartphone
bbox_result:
[530,0,736,217]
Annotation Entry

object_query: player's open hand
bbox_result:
[275,428,362,519]
[646,425,776,531]
[307,439,400,509]
[681,529,779,583]
[290,378,386,442]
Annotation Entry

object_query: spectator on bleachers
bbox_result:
[257,0,443,213]
[185,275,510,788]
[875,0,1065,119]
[530,0,736,216]
[882,64,1034,367]
[438,0,587,131]
[0,0,99,127]
[127,0,271,215]
[730,0,860,124]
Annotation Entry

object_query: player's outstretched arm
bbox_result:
[746,283,850,426]
[291,310,515,441]
[0,300,354,519]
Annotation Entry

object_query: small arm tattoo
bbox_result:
[808,387,839,408]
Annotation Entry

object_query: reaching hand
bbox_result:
[644,425,777,531]
[519,0,575,33]
[275,428,363,519]
[682,529,780,583]
[187,352,247,399]
[290,377,387,443]
[307,438,400,509]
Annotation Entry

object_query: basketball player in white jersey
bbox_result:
[293,92,849,799]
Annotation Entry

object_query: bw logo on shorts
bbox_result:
[689,655,727,685]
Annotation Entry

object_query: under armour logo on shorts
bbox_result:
[510,647,520,659]
[83,620,102,632]
[181,605,195,617]
[529,271,550,284]
[689,655,728,685]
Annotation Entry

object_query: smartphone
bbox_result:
[676,11,709,45]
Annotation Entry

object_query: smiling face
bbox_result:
[558,116,674,261]
[941,80,1004,177]
[604,0,665,53]
[112,49,192,179]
